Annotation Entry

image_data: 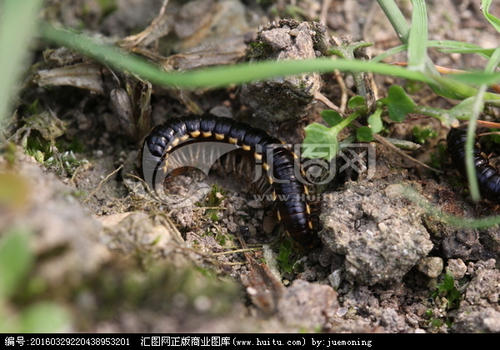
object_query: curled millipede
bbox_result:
[142,115,317,246]
[447,127,500,202]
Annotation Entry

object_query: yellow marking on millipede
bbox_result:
[303,186,309,195]
[202,131,212,137]
[180,134,189,141]
[291,152,299,159]
[267,176,273,185]
[305,203,311,215]
[228,137,238,144]
[242,144,251,151]
[215,133,225,140]
[190,130,200,138]
[262,162,270,171]
[254,152,262,161]
[166,145,172,152]
[171,138,179,147]
[272,191,277,201]
[308,221,313,230]
[276,210,281,222]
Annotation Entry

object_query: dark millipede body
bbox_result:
[143,115,317,246]
[447,128,500,202]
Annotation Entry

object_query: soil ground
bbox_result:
[1,0,499,333]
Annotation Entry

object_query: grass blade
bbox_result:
[376,0,410,41]
[40,22,435,88]
[372,40,494,63]
[0,0,42,129]
[407,0,428,71]
[481,0,500,32]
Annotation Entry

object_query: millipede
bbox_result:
[142,114,317,246]
[447,127,500,202]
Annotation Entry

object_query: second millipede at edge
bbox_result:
[447,128,500,202]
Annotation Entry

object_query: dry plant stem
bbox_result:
[334,71,349,113]
[82,164,123,204]
[320,0,332,25]
[371,131,442,173]
[70,162,91,186]
[314,91,341,113]
[368,72,379,100]
[175,245,242,268]
[211,247,262,257]
[478,132,500,137]
[120,0,170,47]
[160,213,185,243]
[475,120,500,129]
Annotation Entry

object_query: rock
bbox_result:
[380,308,408,332]
[240,19,328,121]
[418,257,443,278]
[100,211,184,257]
[453,307,500,333]
[320,181,433,285]
[442,228,486,261]
[464,261,499,307]
[277,280,338,329]
[328,269,343,290]
[0,152,110,284]
[446,259,467,280]
[452,259,500,333]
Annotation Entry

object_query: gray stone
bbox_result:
[418,257,444,278]
[320,181,433,285]
[453,307,500,333]
[240,19,328,121]
[446,258,467,280]
[277,280,338,329]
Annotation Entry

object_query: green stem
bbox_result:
[376,0,410,42]
[414,105,447,124]
[332,110,363,134]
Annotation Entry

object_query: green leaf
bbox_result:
[302,123,339,160]
[347,95,366,110]
[381,85,416,122]
[449,72,500,85]
[356,126,373,142]
[481,0,500,32]
[0,228,33,298]
[435,274,461,310]
[320,110,342,127]
[20,302,69,332]
[368,108,383,133]
[448,97,475,120]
